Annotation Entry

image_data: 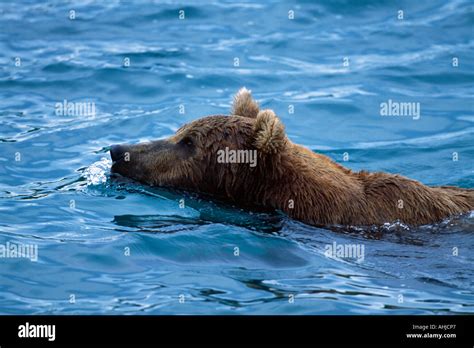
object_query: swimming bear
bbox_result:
[110,88,474,227]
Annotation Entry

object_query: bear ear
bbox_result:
[231,87,260,118]
[254,109,287,154]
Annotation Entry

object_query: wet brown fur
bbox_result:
[111,88,474,227]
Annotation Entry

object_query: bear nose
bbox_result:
[110,145,126,162]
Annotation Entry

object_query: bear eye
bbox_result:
[180,137,194,147]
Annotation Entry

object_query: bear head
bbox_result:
[110,88,289,202]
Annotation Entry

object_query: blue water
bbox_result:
[1,0,473,314]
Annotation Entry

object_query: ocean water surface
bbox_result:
[0,0,473,314]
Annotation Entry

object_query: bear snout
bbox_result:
[110,144,127,163]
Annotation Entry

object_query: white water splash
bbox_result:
[382,221,411,232]
[83,157,112,185]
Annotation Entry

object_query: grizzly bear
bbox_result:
[110,88,473,228]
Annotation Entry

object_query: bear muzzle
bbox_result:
[110,144,127,163]
[110,144,132,176]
